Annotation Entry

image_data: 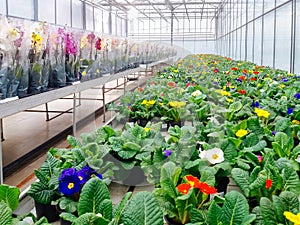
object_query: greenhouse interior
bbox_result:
[0,0,299,224]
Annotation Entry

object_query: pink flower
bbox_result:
[257,155,263,163]
[87,32,95,44]
[95,38,102,51]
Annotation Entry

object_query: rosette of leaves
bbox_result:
[189,191,256,225]
[107,122,165,171]
[60,177,163,225]
[0,184,51,225]
[252,191,300,224]
[231,152,300,200]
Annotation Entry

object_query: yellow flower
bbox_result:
[278,84,285,89]
[141,100,156,107]
[254,108,270,119]
[229,85,235,89]
[197,62,201,67]
[292,120,300,125]
[80,36,87,49]
[257,83,262,87]
[7,28,20,41]
[82,70,87,76]
[226,98,233,103]
[236,129,248,138]
[96,69,100,74]
[221,90,231,96]
[173,69,178,73]
[169,101,186,108]
[180,89,184,95]
[223,86,226,90]
[284,211,300,225]
[144,127,151,132]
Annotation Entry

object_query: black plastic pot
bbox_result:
[138,119,150,127]
[34,200,59,222]
[167,120,183,129]
[60,218,72,225]
[164,216,184,225]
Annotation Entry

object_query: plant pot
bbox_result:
[167,120,183,129]
[164,216,184,225]
[215,176,230,194]
[226,177,242,194]
[122,166,148,186]
[60,218,72,225]
[247,197,258,211]
[34,200,60,222]
[138,118,150,127]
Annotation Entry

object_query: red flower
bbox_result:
[250,77,257,81]
[226,71,231,75]
[168,82,176,87]
[238,76,246,81]
[253,71,259,75]
[214,69,219,73]
[185,175,200,188]
[137,87,143,92]
[231,67,238,71]
[177,183,192,194]
[161,93,165,97]
[242,69,248,74]
[186,83,191,88]
[238,90,247,95]
[196,182,217,195]
[266,179,272,190]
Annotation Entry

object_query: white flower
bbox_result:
[260,89,265,92]
[198,150,206,159]
[281,96,287,101]
[296,154,300,163]
[204,148,224,164]
[192,90,202,97]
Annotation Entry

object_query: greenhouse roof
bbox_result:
[86,0,224,20]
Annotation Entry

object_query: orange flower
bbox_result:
[177,183,192,194]
[266,179,272,190]
[250,77,257,81]
[231,67,238,71]
[137,87,143,92]
[197,182,217,195]
[238,75,246,81]
[242,69,248,74]
[238,90,246,95]
[253,71,260,75]
[167,81,176,87]
[186,175,200,188]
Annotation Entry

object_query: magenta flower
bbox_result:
[95,38,102,51]
[257,155,263,163]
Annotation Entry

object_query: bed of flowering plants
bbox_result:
[25,54,300,225]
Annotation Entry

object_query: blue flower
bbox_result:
[287,108,294,115]
[252,101,260,108]
[95,173,103,179]
[77,165,95,185]
[163,149,172,158]
[294,93,300,99]
[272,131,277,135]
[59,168,81,196]
[281,78,288,82]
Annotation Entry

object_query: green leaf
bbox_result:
[231,168,250,197]
[73,213,110,225]
[272,195,285,223]
[99,199,113,220]
[60,212,78,223]
[282,166,300,194]
[272,142,284,158]
[59,197,78,213]
[123,142,141,151]
[160,162,182,199]
[0,201,12,225]
[27,182,56,204]
[67,135,81,148]
[220,191,251,225]
[113,192,132,223]
[118,150,137,159]
[229,101,243,112]
[244,141,267,152]
[275,117,290,132]
[207,201,222,225]
[259,197,278,225]
[0,185,20,211]
[121,192,163,225]
[278,191,299,213]
[252,207,264,225]
[78,178,111,216]
[190,208,207,223]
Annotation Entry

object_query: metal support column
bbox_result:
[102,85,106,122]
[72,93,77,137]
[45,103,50,121]
[0,119,3,141]
[0,121,3,184]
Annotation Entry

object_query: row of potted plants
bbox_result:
[0,15,176,100]
[24,54,300,224]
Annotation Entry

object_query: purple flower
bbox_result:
[58,168,81,196]
[287,108,294,115]
[252,101,260,108]
[294,93,300,99]
[281,78,288,82]
[95,173,103,179]
[272,131,277,135]
[77,165,95,185]
[163,149,172,158]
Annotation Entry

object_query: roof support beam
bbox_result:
[145,0,169,23]
[182,0,190,21]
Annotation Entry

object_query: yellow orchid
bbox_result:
[80,36,87,49]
